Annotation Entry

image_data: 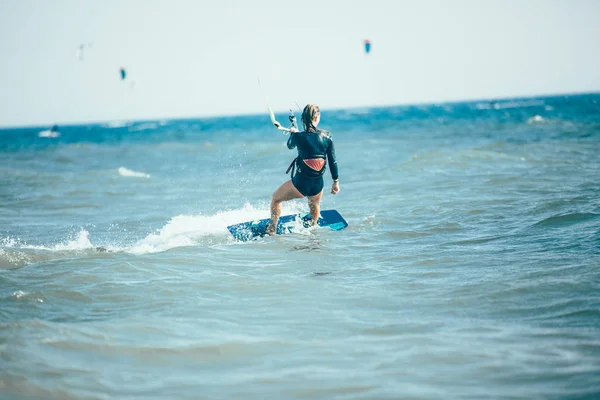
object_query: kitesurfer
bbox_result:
[266,104,339,235]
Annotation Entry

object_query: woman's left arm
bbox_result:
[327,139,339,194]
[326,139,338,181]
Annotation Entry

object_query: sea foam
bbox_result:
[118,167,151,178]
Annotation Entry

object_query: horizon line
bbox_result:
[1,89,598,130]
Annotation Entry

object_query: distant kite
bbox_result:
[119,67,127,80]
[364,40,371,54]
[76,42,93,61]
[76,45,85,61]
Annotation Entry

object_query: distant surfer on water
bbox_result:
[266,104,339,235]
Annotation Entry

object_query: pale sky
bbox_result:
[1,0,599,127]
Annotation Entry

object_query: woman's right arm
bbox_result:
[287,131,297,149]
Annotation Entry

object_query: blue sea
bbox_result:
[1,94,599,399]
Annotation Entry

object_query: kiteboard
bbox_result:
[227,209,348,242]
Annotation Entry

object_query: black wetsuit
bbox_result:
[286,130,338,196]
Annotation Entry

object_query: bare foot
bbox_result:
[264,222,276,236]
[301,215,315,228]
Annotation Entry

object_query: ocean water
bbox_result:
[1,94,599,399]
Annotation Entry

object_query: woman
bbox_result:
[266,104,340,235]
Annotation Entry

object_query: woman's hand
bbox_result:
[289,127,298,133]
[331,181,340,195]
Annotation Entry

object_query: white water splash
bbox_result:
[1,231,92,252]
[2,203,310,259]
[128,122,158,132]
[118,167,151,178]
[38,130,60,138]
[0,236,19,247]
[127,202,307,255]
[104,120,131,128]
[52,230,94,251]
[11,290,43,302]
[527,115,546,124]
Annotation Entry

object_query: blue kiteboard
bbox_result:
[227,209,348,242]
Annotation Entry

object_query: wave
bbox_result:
[0,203,310,266]
[527,115,546,124]
[532,212,600,228]
[103,120,131,128]
[52,230,95,251]
[127,202,307,255]
[0,230,99,269]
[118,167,151,178]
[128,122,158,132]
[38,130,60,138]
[475,99,546,110]
[403,147,521,169]
[8,290,45,303]
[2,230,94,252]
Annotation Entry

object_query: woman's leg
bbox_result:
[307,190,323,226]
[267,180,304,234]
